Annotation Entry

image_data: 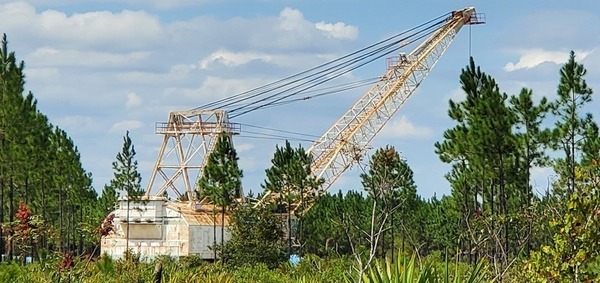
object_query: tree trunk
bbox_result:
[41,178,46,251]
[288,203,292,257]
[59,185,63,252]
[9,178,15,261]
[24,175,29,206]
[213,212,216,260]
[0,176,4,262]
[526,141,532,255]
[66,204,71,253]
[499,154,509,265]
[221,205,225,248]
[391,208,395,263]
[570,90,576,195]
[79,206,84,255]
[126,198,130,253]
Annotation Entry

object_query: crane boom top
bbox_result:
[258,7,484,214]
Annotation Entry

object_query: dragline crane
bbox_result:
[103,7,484,261]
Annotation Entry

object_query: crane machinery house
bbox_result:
[101,197,229,260]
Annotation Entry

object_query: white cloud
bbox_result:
[126,92,142,108]
[315,21,358,40]
[504,49,592,72]
[444,88,464,102]
[27,47,151,68]
[380,115,433,140]
[165,76,271,101]
[0,2,163,51]
[234,143,254,153]
[278,8,311,32]
[24,67,59,82]
[54,115,99,133]
[200,50,273,69]
[238,7,358,52]
[124,0,213,9]
[110,120,143,133]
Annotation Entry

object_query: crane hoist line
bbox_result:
[143,7,485,214]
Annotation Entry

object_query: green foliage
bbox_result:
[551,50,594,195]
[199,132,243,253]
[262,140,323,254]
[360,146,422,258]
[218,203,286,268]
[523,164,600,282]
[0,262,23,282]
[0,33,99,259]
[95,253,115,274]
[99,184,118,216]
[302,190,375,257]
[178,254,205,269]
[199,133,243,206]
[110,131,143,200]
[357,253,490,283]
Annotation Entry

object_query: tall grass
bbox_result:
[0,251,492,282]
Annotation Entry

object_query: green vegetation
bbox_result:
[1,32,600,282]
[0,252,490,282]
[199,133,244,259]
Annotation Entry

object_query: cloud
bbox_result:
[200,50,274,69]
[27,47,151,68]
[164,76,271,102]
[380,115,433,140]
[443,88,465,102]
[124,0,213,9]
[126,92,142,108]
[504,49,592,72]
[235,7,358,52]
[278,8,311,33]
[0,2,163,51]
[24,67,59,82]
[315,21,358,40]
[110,120,143,133]
[234,142,254,153]
[54,115,100,133]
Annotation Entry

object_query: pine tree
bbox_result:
[99,184,118,217]
[436,57,521,268]
[509,88,551,252]
[262,140,322,255]
[108,131,142,252]
[0,34,98,257]
[360,146,418,257]
[218,202,285,268]
[551,51,593,196]
[581,122,600,166]
[199,132,243,258]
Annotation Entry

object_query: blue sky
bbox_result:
[1,0,599,199]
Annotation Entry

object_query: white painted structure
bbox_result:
[101,197,229,260]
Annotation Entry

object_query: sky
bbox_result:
[1,0,599,199]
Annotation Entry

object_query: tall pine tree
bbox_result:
[199,132,243,258]
[108,131,142,252]
[551,51,593,196]
[262,140,322,255]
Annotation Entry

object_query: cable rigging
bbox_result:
[192,12,452,117]
[229,19,448,118]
